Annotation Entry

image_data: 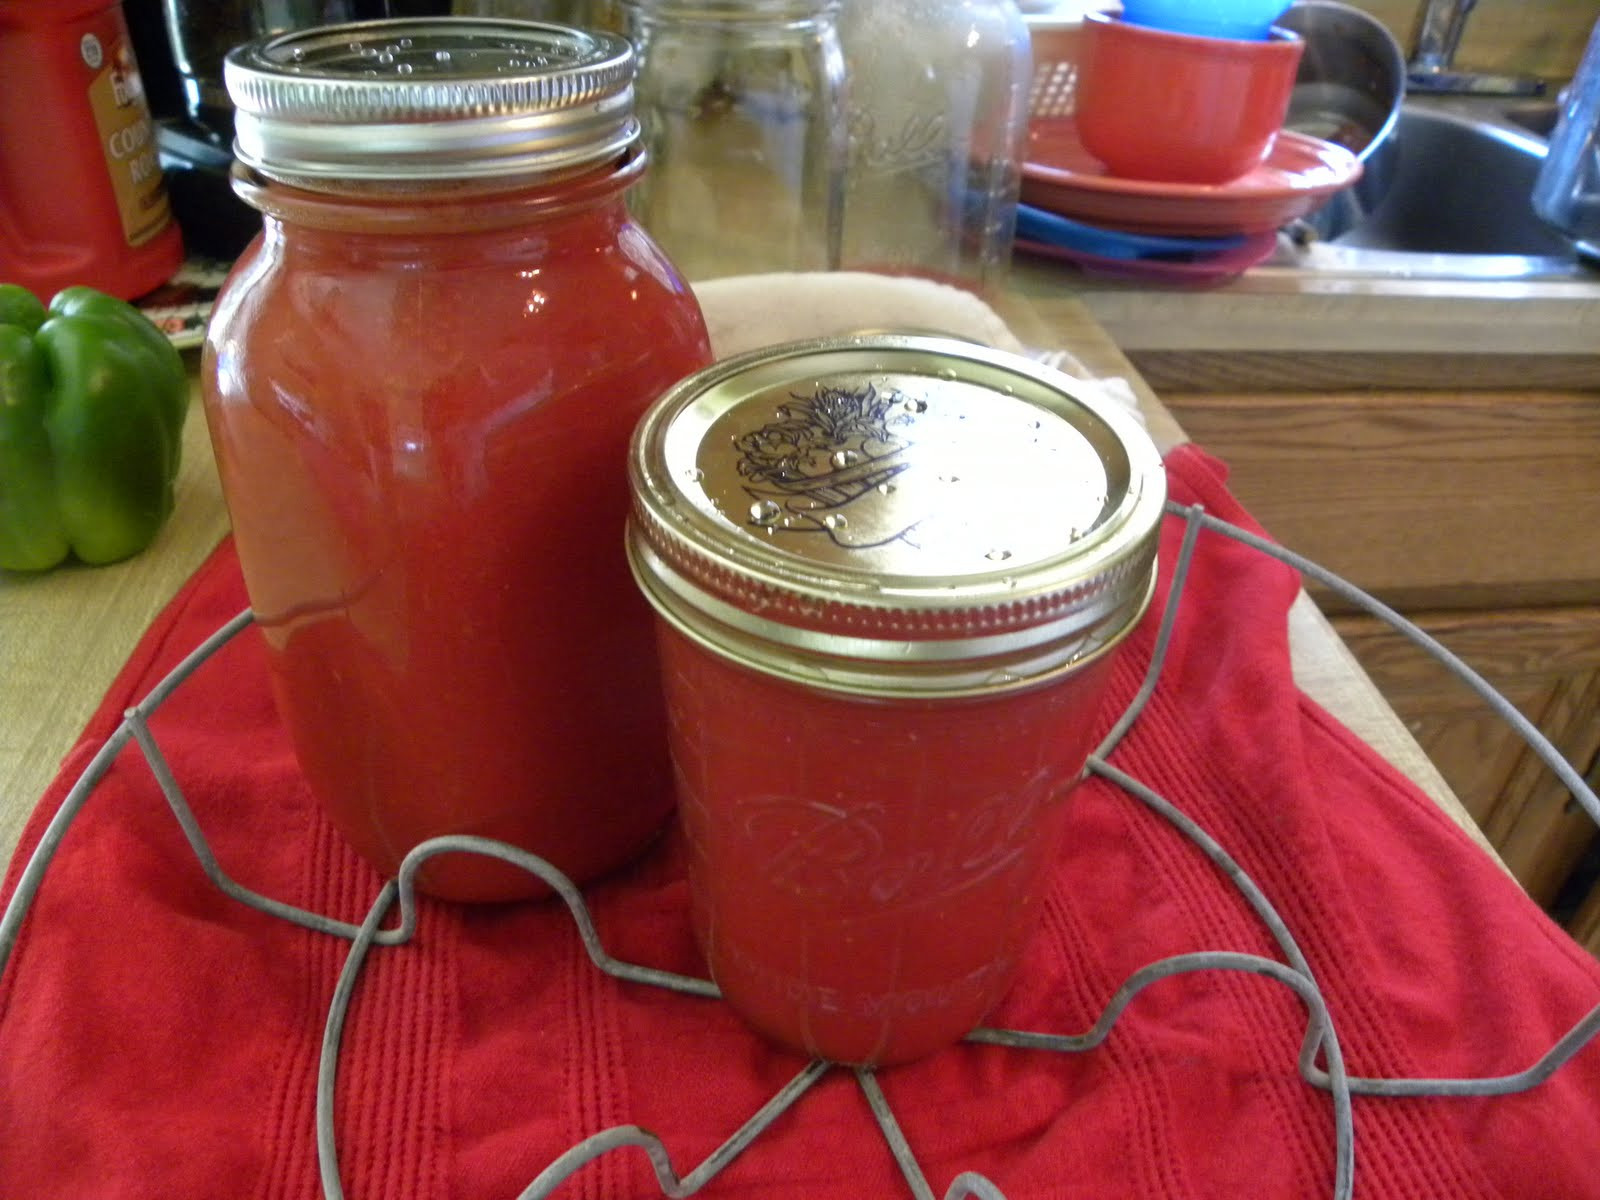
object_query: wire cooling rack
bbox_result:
[3,500,1599,1200]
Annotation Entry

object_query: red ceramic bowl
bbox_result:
[1074,12,1304,185]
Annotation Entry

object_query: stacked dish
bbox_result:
[1013,203,1282,284]
[1019,4,1365,282]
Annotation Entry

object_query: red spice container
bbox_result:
[628,335,1166,1065]
[203,18,713,902]
[0,0,183,300]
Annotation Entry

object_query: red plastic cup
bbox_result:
[1074,12,1304,185]
[627,335,1167,1066]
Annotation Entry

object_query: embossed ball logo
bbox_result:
[735,765,1064,913]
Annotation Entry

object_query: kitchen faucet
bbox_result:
[1406,0,1546,95]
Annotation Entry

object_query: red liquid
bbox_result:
[203,169,712,901]
[656,623,1117,1066]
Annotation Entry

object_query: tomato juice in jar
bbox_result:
[203,19,713,902]
[627,336,1166,1065]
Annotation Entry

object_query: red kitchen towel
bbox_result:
[3,444,1598,1200]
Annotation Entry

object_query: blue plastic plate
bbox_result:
[1015,205,1250,261]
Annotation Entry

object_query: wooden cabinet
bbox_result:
[1332,607,1600,907]
[1161,389,1600,611]
[1157,384,1600,944]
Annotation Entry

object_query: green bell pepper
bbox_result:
[0,283,188,572]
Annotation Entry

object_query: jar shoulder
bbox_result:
[208,218,706,357]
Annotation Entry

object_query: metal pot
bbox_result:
[1277,0,1406,240]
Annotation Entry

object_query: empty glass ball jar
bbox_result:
[622,0,848,280]
[837,0,1032,290]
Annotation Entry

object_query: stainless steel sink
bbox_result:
[1266,97,1598,281]
[1502,101,1561,139]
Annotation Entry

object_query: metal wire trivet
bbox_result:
[3,501,1598,1200]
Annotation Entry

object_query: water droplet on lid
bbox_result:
[291,47,306,61]
[822,514,848,531]
[876,482,896,495]
[398,37,413,48]
[902,397,927,414]
[938,368,957,381]
[986,548,1013,562]
[938,473,961,484]
[831,449,860,469]
[435,49,452,62]
[396,62,413,74]
[684,467,705,483]
[749,500,781,526]
[377,50,395,64]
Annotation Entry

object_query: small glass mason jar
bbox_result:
[204,19,713,902]
[627,335,1165,1065]
[622,0,848,280]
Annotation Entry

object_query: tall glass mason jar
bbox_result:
[204,18,713,902]
[837,0,1031,291]
[622,0,847,280]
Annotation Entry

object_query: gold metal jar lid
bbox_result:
[627,334,1167,697]
[225,18,637,185]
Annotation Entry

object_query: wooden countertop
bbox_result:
[0,286,1502,876]
[1015,259,1600,356]
[0,376,229,865]
[1012,258,1600,394]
